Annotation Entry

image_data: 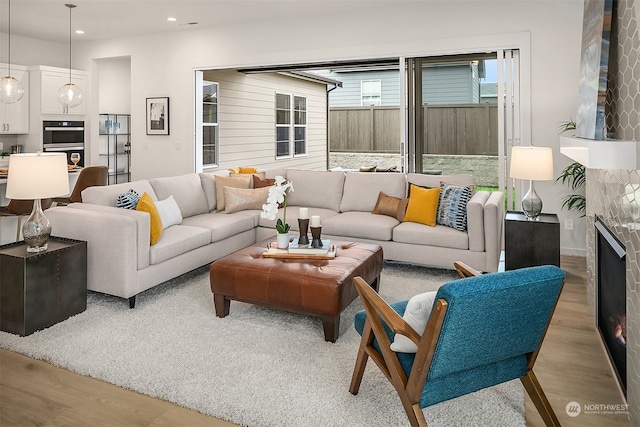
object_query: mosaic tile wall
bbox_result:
[586,0,639,423]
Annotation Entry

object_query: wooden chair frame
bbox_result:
[349,262,563,427]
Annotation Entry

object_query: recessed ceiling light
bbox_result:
[167,17,177,22]
[75,30,84,34]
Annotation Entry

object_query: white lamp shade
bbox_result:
[510,146,554,181]
[6,153,70,199]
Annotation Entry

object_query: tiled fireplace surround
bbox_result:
[584,1,639,424]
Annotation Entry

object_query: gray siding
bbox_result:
[202,70,327,171]
[327,63,478,106]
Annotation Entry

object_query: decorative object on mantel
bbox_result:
[509,146,554,221]
[57,4,83,109]
[6,152,70,252]
[260,175,294,249]
[0,0,24,104]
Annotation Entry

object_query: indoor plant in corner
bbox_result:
[556,118,586,217]
[261,176,294,249]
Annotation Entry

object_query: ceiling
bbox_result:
[0,0,372,44]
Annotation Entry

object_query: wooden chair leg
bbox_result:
[521,370,560,427]
[398,397,428,427]
[349,322,372,395]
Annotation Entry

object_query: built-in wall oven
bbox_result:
[43,120,85,167]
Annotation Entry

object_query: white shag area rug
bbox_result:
[0,262,524,427]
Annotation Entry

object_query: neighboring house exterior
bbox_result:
[319,61,495,107]
[200,70,332,171]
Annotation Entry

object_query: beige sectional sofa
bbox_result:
[46,169,503,307]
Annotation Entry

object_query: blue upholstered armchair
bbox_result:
[350,264,565,427]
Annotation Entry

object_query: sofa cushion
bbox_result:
[224,186,270,214]
[150,173,209,218]
[215,175,252,212]
[372,192,407,221]
[322,211,399,241]
[199,173,217,211]
[149,225,211,265]
[393,221,468,250]
[82,180,156,207]
[340,172,406,212]
[181,212,256,243]
[155,195,183,229]
[391,291,438,353]
[404,185,440,227]
[136,192,163,245]
[436,183,472,231]
[285,169,345,212]
[116,189,140,209]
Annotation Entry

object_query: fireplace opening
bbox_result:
[595,216,627,397]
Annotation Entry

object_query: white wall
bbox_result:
[3,1,588,255]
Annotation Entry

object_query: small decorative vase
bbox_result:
[298,218,310,245]
[276,232,290,249]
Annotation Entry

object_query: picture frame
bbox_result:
[146,97,170,135]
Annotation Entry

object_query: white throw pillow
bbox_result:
[390,291,437,353]
[155,195,183,229]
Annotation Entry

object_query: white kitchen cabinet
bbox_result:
[31,66,87,115]
[0,64,29,134]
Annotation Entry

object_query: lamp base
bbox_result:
[23,199,52,253]
[522,181,542,221]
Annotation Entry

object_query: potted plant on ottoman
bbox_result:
[261,176,294,249]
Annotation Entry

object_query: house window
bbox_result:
[202,80,218,167]
[361,79,381,106]
[275,93,307,158]
[294,96,307,156]
[276,93,291,158]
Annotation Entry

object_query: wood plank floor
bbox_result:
[0,256,631,426]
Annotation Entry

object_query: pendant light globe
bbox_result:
[57,83,83,107]
[58,3,83,108]
[1,76,25,104]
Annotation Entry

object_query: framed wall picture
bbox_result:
[146,97,170,135]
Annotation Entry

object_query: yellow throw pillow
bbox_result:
[136,192,163,245]
[404,184,440,227]
[239,167,258,174]
[215,175,252,211]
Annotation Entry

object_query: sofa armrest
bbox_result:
[47,205,151,299]
[466,190,504,272]
[483,191,504,272]
[467,191,490,252]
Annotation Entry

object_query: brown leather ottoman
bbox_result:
[209,240,383,342]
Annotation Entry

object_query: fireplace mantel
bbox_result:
[560,135,639,169]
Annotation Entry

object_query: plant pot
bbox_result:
[276,233,290,249]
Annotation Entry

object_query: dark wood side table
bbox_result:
[0,236,87,336]
[504,211,560,270]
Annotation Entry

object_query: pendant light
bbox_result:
[1,0,25,104]
[57,3,83,108]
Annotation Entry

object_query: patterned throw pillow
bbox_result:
[116,189,140,209]
[436,183,472,231]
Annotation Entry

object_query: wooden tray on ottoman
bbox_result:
[209,240,383,342]
[262,242,336,260]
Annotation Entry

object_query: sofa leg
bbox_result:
[129,296,136,309]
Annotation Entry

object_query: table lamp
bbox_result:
[6,152,70,252]
[509,146,554,221]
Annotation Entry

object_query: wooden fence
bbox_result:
[329,104,498,155]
